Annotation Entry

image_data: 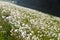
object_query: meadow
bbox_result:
[0,1,60,40]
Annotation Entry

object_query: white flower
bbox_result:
[41,26,45,29]
[22,23,25,26]
[14,29,18,32]
[0,26,2,28]
[52,33,56,37]
[2,16,5,18]
[21,31,26,38]
[31,31,34,34]
[26,36,30,40]
[32,35,38,40]
[58,33,60,40]
[30,19,35,23]
[29,33,32,36]
[6,16,12,20]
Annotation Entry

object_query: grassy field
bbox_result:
[0,1,60,40]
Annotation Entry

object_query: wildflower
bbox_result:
[58,33,60,40]
[2,16,5,18]
[0,26,2,28]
